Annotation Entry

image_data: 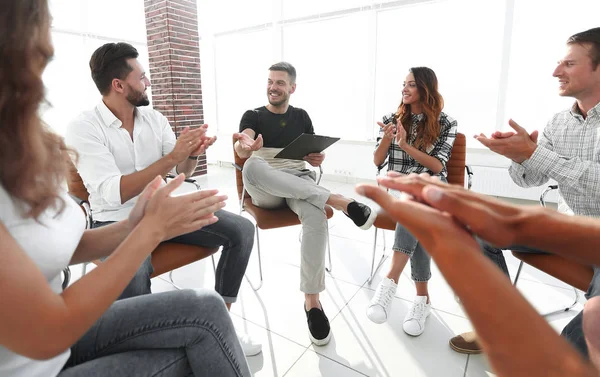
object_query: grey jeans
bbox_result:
[242,156,330,294]
[93,209,255,303]
[58,289,251,377]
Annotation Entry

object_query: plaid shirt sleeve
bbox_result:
[429,114,457,168]
[522,132,600,199]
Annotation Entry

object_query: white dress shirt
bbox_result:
[65,101,176,222]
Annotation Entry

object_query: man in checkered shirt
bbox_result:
[448,27,600,359]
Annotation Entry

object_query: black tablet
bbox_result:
[274,133,340,160]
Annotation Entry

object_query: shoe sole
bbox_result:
[309,331,332,346]
[366,306,388,324]
[359,208,378,230]
[449,340,482,355]
[243,347,263,357]
[403,310,430,337]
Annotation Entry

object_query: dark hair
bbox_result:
[269,62,296,83]
[395,67,444,151]
[567,27,600,68]
[89,42,139,95]
[0,0,72,219]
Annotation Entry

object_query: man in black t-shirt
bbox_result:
[234,62,377,347]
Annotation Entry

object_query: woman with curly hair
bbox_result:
[367,67,457,336]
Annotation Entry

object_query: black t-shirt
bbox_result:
[239,105,314,148]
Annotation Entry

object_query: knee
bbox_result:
[242,156,263,181]
[583,298,600,343]
[179,289,229,318]
[239,216,255,238]
[297,204,327,226]
[227,216,255,249]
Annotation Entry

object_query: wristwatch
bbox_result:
[188,155,200,160]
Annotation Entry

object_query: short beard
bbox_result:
[268,93,288,107]
[127,93,150,107]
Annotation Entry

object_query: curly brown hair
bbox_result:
[0,0,71,219]
[395,67,444,151]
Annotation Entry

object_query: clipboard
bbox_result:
[274,133,340,160]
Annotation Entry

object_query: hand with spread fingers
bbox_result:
[234,132,263,152]
[371,172,527,248]
[356,176,480,257]
[474,119,538,163]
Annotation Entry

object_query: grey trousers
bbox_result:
[242,156,330,294]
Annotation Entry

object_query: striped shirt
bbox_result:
[509,101,600,217]
[376,112,458,178]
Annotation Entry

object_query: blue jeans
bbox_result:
[93,209,255,303]
[393,223,431,282]
[479,239,596,358]
[59,289,251,376]
[389,176,447,283]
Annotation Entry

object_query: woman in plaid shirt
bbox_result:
[367,67,457,336]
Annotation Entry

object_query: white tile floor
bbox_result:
[70,165,585,377]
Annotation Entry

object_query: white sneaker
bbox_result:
[237,333,262,357]
[403,296,431,336]
[366,277,398,324]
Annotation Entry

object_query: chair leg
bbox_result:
[325,225,332,273]
[541,287,580,317]
[62,267,71,290]
[368,227,389,285]
[513,260,580,317]
[513,261,524,286]
[157,270,183,290]
[244,226,264,291]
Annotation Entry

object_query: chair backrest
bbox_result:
[232,136,251,200]
[446,133,466,186]
[66,158,90,201]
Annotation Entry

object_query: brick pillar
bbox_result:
[144,0,206,176]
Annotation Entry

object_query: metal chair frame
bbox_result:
[512,185,580,316]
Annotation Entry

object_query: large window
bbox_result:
[213,30,274,134]
[282,0,370,19]
[44,0,149,136]
[199,0,600,147]
[504,0,600,133]
[282,13,372,139]
[374,0,506,141]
